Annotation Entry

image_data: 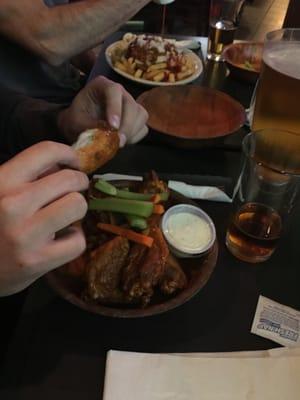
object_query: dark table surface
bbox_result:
[1,32,300,400]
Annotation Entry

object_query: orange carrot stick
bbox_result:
[97,223,154,248]
[151,194,161,204]
[153,204,165,215]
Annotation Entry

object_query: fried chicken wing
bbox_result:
[140,170,169,194]
[160,254,187,295]
[86,236,131,304]
[73,121,119,175]
[123,226,169,305]
[122,243,147,293]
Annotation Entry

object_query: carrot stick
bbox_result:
[151,194,161,204]
[97,223,154,248]
[153,204,165,215]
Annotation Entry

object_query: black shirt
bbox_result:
[0,0,82,103]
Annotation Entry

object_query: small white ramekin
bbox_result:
[161,204,216,258]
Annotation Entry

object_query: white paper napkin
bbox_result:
[103,349,300,400]
[93,174,232,203]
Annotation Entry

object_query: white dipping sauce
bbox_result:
[166,212,212,252]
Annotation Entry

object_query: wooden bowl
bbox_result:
[46,188,218,318]
[223,42,263,83]
[137,86,246,146]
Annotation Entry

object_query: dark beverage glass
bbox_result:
[207,0,245,61]
[226,131,300,263]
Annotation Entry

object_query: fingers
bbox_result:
[120,95,149,144]
[63,75,149,147]
[127,125,149,145]
[103,82,123,130]
[88,76,123,129]
[5,169,89,219]
[31,225,86,276]
[0,142,80,194]
[38,226,86,275]
[26,192,88,243]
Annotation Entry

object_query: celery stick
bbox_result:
[159,191,169,201]
[116,189,152,200]
[88,197,154,218]
[94,180,117,196]
[126,214,148,230]
[116,189,169,201]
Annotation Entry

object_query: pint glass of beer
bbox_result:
[226,130,300,263]
[252,29,300,134]
[207,0,245,61]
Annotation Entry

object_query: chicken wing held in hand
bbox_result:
[73,121,119,175]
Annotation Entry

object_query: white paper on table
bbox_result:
[251,295,300,347]
[168,180,232,203]
[93,174,232,203]
[103,349,300,400]
[172,346,300,359]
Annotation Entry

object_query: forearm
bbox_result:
[0,89,66,160]
[0,0,150,66]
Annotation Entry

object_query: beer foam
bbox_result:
[264,43,300,80]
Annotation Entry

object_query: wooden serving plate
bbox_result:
[137,86,246,148]
[46,187,218,318]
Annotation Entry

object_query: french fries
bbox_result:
[111,34,197,83]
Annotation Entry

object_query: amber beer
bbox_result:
[226,203,282,263]
[252,42,300,133]
[207,20,236,61]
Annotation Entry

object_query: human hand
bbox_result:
[58,76,149,147]
[0,142,89,296]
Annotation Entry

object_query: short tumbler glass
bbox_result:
[226,130,300,263]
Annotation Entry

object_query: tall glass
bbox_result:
[252,29,300,134]
[226,130,300,263]
[207,0,245,61]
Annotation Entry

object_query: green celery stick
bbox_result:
[159,191,169,201]
[116,189,169,201]
[94,180,117,196]
[126,214,148,230]
[88,197,154,218]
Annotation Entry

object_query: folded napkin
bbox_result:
[94,174,232,203]
[103,349,300,400]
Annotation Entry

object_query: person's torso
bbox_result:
[0,0,82,103]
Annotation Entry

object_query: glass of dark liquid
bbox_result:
[226,130,300,263]
[207,0,246,61]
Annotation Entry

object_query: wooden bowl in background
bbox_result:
[223,42,263,84]
[137,86,246,148]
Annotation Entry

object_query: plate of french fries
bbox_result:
[105,33,203,86]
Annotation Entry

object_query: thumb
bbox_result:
[103,83,123,131]
[84,77,123,129]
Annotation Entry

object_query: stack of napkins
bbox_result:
[103,348,300,399]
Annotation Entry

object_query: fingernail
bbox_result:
[109,115,120,129]
[118,133,127,148]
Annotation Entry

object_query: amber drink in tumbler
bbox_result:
[226,202,282,262]
[226,131,300,263]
